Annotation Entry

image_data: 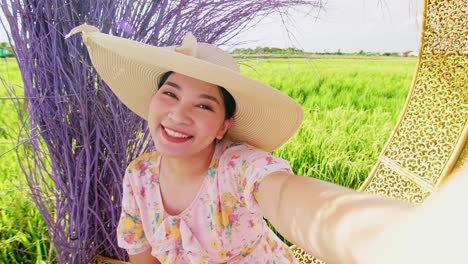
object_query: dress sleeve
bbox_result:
[116,165,151,255]
[235,146,293,214]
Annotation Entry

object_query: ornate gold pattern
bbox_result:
[290,245,324,264]
[360,0,467,198]
[362,163,430,204]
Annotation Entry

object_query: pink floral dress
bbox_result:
[117,140,298,263]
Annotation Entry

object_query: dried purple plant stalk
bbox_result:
[0,0,321,262]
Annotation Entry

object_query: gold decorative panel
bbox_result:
[363,163,430,204]
[290,245,324,264]
[360,0,467,200]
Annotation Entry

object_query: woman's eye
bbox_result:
[197,104,213,111]
[163,91,177,98]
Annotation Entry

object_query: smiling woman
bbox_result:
[0,0,465,262]
[1,0,324,261]
[67,0,468,259]
[65,26,305,263]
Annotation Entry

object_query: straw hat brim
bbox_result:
[66,25,303,152]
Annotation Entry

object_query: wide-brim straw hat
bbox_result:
[66,24,303,152]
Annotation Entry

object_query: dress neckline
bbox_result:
[156,142,222,218]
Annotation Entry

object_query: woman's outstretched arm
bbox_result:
[257,166,468,264]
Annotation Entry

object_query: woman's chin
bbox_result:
[154,142,187,157]
[154,139,217,160]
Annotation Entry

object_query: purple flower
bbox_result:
[117,19,134,34]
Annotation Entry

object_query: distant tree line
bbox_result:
[0,42,408,58]
[233,46,305,55]
[232,47,406,57]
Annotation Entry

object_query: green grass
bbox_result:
[239,58,415,188]
[0,57,416,262]
[0,58,54,263]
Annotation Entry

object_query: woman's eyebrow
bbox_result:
[165,81,181,90]
[199,94,221,105]
[165,81,221,105]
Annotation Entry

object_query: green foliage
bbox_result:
[240,58,415,188]
[0,58,55,263]
[232,46,304,55]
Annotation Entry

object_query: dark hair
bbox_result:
[157,71,236,119]
[218,86,236,119]
[157,71,174,89]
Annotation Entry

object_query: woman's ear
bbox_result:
[216,117,234,140]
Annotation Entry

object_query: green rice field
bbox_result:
[0,56,417,262]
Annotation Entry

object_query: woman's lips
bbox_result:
[160,125,193,143]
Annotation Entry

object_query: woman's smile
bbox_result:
[160,125,193,143]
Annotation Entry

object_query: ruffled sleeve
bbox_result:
[227,144,293,214]
[116,165,150,255]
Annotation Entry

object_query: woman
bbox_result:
[66,25,468,264]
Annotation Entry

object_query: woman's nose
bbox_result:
[168,104,192,124]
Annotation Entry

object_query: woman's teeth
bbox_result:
[164,127,190,138]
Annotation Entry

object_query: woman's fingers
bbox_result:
[363,165,468,264]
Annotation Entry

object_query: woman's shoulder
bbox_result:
[133,151,160,162]
[218,140,267,156]
[126,151,160,174]
[217,140,274,164]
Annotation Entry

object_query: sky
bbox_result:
[0,0,423,53]
[231,0,423,53]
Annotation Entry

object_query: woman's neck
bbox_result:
[160,143,216,184]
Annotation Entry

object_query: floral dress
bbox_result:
[117,140,298,263]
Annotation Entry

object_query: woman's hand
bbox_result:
[361,165,468,264]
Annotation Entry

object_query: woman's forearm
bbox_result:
[129,248,161,264]
[258,172,413,263]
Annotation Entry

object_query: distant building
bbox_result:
[401,50,419,57]
[0,48,9,57]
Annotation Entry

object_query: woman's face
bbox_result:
[148,73,233,158]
